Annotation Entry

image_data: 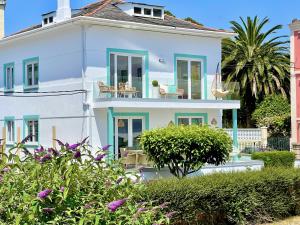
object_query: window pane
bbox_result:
[153,9,162,17]
[27,64,33,86]
[34,121,39,142]
[34,63,39,85]
[191,118,203,125]
[132,119,143,149]
[134,7,142,14]
[191,61,201,99]
[132,57,143,98]
[177,60,188,99]
[118,119,128,151]
[7,121,14,142]
[6,67,12,89]
[144,8,151,15]
[178,118,189,126]
[27,121,33,142]
[110,54,115,87]
[117,55,128,87]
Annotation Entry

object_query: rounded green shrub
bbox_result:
[251,151,295,168]
[140,125,232,178]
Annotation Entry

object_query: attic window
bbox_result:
[153,9,162,17]
[43,18,48,25]
[134,7,142,14]
[144,8,152,16]
[49,16,53,23]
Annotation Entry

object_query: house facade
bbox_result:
[0,0,240,158]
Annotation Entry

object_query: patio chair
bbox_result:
[177,89,184,99]
[120,148,136,168]
[98,81,111,96]
[138,154,154,167]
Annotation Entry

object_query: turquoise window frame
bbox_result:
[174,53,208,100]
[23,115,40,147]
[107,108,150,159]
[3,62,15,93]
[106,48,149,98]
[23,57,39,91]
[175,113,208,125]
[4,116,15,146]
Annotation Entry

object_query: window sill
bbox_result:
[4,89,14,94]
[23,86,39,92]
[24,142,39,148]
[6,142,15,147]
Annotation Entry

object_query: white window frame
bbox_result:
[24,119,39,144]
[177,116,204,126]
[25,60,39,88]
[110,52,146,98]
[133,5,164,19]
[176,57,204,100]
[5,65,14,91]
[114,116,145,158]
[5,119,15,144]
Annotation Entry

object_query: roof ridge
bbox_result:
[83,0,123,17]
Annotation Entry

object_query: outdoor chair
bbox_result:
[120,148,136,168]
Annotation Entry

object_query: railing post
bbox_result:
[261,127,268,148]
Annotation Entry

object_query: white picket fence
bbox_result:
[224,128,263,152]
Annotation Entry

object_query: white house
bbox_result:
[0,0,240,158]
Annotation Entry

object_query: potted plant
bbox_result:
[152,80,160,98]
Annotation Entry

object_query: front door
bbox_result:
[114,117,145,158]
[177,59,202,99]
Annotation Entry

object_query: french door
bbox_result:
[114,117,145,158]
[177,58,202,99]
[110,53,144,98]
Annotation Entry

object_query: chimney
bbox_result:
[0,0,6,39]
[56,0,71,23]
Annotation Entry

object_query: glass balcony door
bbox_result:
[114,117,145,158]
[177,59,202,99]
[110,53,144,98]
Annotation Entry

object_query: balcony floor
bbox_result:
[92,98,240,109]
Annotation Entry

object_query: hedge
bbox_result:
[143,168,300,225]
[251,151,295,168]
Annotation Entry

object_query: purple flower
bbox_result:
[21,134,33,144]
[95,154,106,161]
[165,211,177,219]
[102,145,111,151]
[84,203,92,209]
[69,143,80,151]
[40,154,52,163]
[80,137,89,145]
[2,167,10,173]
[37,189,52,199]
[48,148,60,157]
[159,202,170,209]
[35,146,45,153]
[54,139,65,147]
[73,151,81,159]
[137,207,147,213]
[107,199,127,212]
[60,186,65,192]
[43,208,54,214]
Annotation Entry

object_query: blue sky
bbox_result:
[5,0,298,37]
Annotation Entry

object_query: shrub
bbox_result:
[152,80,159,87]
[0,137,169,224]
[143,168,300,224]
[252,95,290,137]
[140,125,232,178]
[251,151,295,168]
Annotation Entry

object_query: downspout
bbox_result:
[81,24,92,145]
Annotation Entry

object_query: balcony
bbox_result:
[91,80,240,110]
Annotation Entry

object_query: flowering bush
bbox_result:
[0,137,169,224]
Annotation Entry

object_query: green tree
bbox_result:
[252,95,290,137]
[222,16,290,127]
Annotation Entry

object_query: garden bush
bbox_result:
[140,125,232,178]
[144,168,300,225]
[0,137,169,224]
[251,151,295,168]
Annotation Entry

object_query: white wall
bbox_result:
[85,25,222,100]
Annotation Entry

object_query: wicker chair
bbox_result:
[177,89,184,99]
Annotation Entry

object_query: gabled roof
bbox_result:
[8,0,231,37]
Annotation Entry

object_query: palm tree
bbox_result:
[222,16,290,127]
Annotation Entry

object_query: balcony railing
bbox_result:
[92,80,240,101]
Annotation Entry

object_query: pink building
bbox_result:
[290,20,300,144]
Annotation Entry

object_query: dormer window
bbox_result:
[118,2,165,19]
[42,12,56,26]
[134,7,142,15]
[153,9,162,18]
[144,8,151,16]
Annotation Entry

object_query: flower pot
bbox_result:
[152,86,160,98]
